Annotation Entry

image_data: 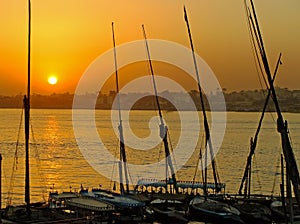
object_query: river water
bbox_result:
[0,109,299,208]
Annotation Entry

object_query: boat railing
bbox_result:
[136,178,225,191]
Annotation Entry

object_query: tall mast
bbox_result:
[239,53,282,197]
[24,0,31,216]
[142,24,178,193]
[183,6,220,196]
[112,22,129,195]
[248,0,300,207]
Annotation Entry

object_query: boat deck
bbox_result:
[66,197,115,211]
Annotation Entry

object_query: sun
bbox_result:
[48,76,58,85]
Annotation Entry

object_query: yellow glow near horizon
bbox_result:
[48,76,58,85]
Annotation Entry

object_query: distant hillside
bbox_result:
[0,87,299,112]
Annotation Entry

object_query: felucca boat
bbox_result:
[58,22,146,223]
[236,0,300,223]
[140,24,189,224]
[0,2,117,223]
[182,6,244,224]
[1,1,50,222]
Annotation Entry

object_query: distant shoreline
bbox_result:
[0,108,299,113]
[1,87,299,113]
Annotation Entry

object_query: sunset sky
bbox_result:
[0,0,299,95]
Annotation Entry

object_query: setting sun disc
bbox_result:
[48,76,58,85]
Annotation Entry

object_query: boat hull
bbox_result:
[188,197,244,224]
[233,202,272,224]
[146,199,188,224]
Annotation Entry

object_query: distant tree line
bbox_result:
[0,87,299,112]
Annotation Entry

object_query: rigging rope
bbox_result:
[192,132,205,186]
[244,0,279,120]
[286,121,294,148]
[167,129,177,172]
[242,1,280,197]
[245,0,281,125]
[243,1,268,90]
[247,17,266,91]
[271,153,281,196]
[127,160,136,192]
[153,108,163,180]
[6,107,24,206]
[155,139,164,180]
[30,124,48,202]
[253,154,263,194]
[109,144,118,190]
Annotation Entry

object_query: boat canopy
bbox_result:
[80,189,145,208]
[136,178,225,190]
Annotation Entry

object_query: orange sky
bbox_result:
[0,0,299,95]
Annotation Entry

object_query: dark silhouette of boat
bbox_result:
[80,188,145,223]
[270,200,300,223]
[233,201,272,224]
[1,1,56,223]
[138,24,190,224]
[236,1,300,223]
[188,196,244,224]
[145,199,188,224]
[182,6,244,224]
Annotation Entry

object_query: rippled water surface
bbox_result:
[0,109,299,208]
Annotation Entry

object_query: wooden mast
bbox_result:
[183,6,220,197]
[248,0,300,208]
[239,53,282,197]
[24,0,31,217]
[142,24,178,193]
[111,22,130,195]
